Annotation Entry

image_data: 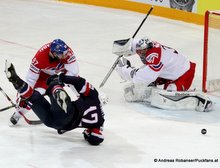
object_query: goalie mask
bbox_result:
[136,37,153,63]
[136,37,152,51]
[50,39,68,59]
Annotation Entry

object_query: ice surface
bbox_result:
[0,0,219,168]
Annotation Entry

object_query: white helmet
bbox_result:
[136,37,152,50]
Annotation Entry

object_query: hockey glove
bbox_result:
[116,57,135,81]
[16,96,30,109]
[46,73,65,87]
[117,57,131,67]
[46,73,65,96]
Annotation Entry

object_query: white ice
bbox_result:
[0,0,219,168]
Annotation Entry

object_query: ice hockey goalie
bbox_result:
[113,37,213,112]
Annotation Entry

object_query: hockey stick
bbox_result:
[18,111,42,125]
[0,104,15,112]
[0,86,16,106]
[99,6,154,88]
[0,86,42,125]
[0,84,16,111]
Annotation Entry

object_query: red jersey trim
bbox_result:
[83,83,90,96]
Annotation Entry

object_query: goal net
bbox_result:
[203,10,220,92]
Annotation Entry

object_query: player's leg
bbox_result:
[80,100,105,145]
[83,127,104,145]
[10,94,31,125]
[150,88,213,112]
[5,61,51,123]
[5,62,72,129]
[29,90,73,129]
[165,62,196,91]
[9,73,47,125]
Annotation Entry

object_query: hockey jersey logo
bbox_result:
[146,52,163,72]
[146,53,159,64]
[54,63,65,73]
[30,61,65,75]
[149,62,163,72]
[44,63,65,74]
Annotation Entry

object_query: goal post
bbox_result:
[203,10,220,92]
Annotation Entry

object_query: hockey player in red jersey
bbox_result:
[10,39,79,125]
[5,61,104,145]
[115,37,212,112]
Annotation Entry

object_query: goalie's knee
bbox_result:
[165,83,177,91]
[123,83,152,102]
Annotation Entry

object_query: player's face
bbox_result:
[136,48,147,57]
[53,52,64,59]
[52,51,67,59]
[137,49,147,64]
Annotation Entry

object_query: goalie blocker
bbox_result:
[123,83,213,112]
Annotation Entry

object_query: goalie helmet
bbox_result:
[135,37,153,64]
[50,39,68,58]
[136,37,152,51]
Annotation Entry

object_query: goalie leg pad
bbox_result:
[150,89,197,110]
[150,88,213,112]
[123,83,152,102]
[195,94,213,112]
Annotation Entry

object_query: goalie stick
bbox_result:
[0,86,42,125]
[99,6,154,88]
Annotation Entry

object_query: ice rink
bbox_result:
[0,0,220,168]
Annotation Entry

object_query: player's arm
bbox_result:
[62,75,97,97]
[47,73,97,99]
[115,57,161,86]
[25,59,41,89]
[63,49,79,76]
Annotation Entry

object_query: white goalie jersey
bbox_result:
[116,40,192,90]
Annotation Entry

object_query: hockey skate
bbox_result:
[5,60,19,84]
[10,112,20,125]
[10,97,30,125]
[5,60,31,125]
[10,111,26,125]
[5,60,25,91]
[52,87,71,113]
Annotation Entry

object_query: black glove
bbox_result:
[46,73,64,87]
[46,73,65,95]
